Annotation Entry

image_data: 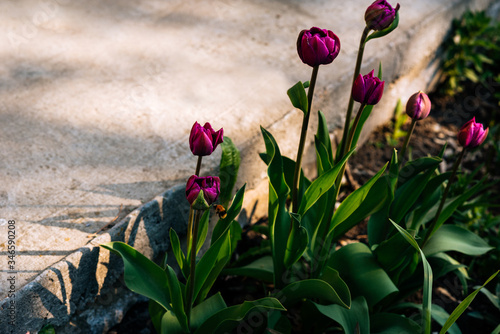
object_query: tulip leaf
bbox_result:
[169,228,187,279]
[365,11,400,43]
[165,266,188,332]
[297,148,354,217]
[287,81,308,114]
[276,278,350,309]
[149,299,167,334]
[219,137,241,208]
[190,293,227,331]
[391,167,437,225]
[423,224,493,256]
[193,227,231,304]
[331,162,388,239]
[284,212,308,268]
[193,297,285,334]
[196,209,210,255]
[370,312,421,333]
[222,255,274,283]
[261,126,291,287]
[315,110,334,176]
[100,241,172,312]
[428,179,485,237]
[329,242,399,307]
[211,184,246,245]
[398,156,442,187]
[439,270,499,334]
[390,219,433,334]
[312,297,369,334]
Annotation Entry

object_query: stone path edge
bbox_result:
[0,184,188,334]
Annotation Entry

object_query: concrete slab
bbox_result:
[0,0,498,332]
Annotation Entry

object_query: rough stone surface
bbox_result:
[0,0,498,333]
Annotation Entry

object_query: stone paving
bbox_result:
[0,0,498,332]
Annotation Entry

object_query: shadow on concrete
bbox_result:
[1,185,189,333]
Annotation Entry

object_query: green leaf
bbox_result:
[100,241,171,312]
[370,312,421,333]
[211,184,246,245]
[365,11,400,43]
[170,229,187,278]
[276,278,350,309]
[223,255,274,282]
[398,156,442,186]
[194,227,232,304]
[329,242,399,307]
[316,110,334,175]
[149,300,167,334]
[196,210,210,255]
[390,220,433,334]
[161,311,185,334]
[219,137,241,207]
[391,167,437,224]
[287,81,308,114]
[298,148,355,217]
[439,270,499,334]
[165,266,188,332]
[313,297,369,334]
[331,163,388,239]
[261,126,290,287]
[423,224,493,256]
[190,293,227,331]
[428,180,485,236]
[431,304,462,334]
[38,325,56,334]
[284,213,308,268]
[193,298,286,334]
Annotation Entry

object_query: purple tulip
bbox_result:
[365,0,400,31]
[406,91,431,120]
[297,27,341,67]
[189,122,223,156]
[458,117,489,149]
[352,70,385,105]
[186,175,221,209]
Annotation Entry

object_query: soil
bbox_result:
[108,83,500,333]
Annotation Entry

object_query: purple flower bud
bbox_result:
[189,122,223,156]
[352,70,385,105]
[458,117,489,149]
[406,91,431,120]
[365,0,400,31]
[297,27,341,67]
[186,175,221,209]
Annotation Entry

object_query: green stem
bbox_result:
[291,65,319,213]
[421,148,466,247]
[186,209,203,324]
[187,156,203,250]
[399,118,417,165]
[337,26,370,163]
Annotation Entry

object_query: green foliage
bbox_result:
[439,10,500,102]
[385,99,408,146]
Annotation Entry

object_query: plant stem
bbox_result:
[186,209,203,324]
[187,156,203,249]
[399,118,417,165]
[291,65,319,213]
[421,147,466,246]
[336,26,370,163]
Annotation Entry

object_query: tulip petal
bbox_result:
[352,74,365,103]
